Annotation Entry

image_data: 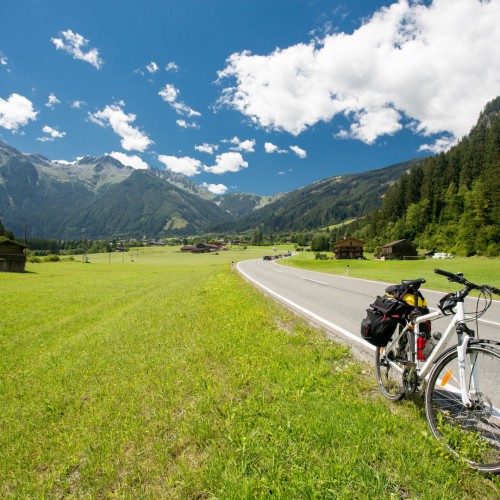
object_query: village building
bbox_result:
[333,237,365,260]
[381,239,418,260]
[0,239,28,272]
[180,243,220,254]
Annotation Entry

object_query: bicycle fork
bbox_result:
[456,332,474,407]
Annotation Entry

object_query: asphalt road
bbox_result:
[237,258,500,359]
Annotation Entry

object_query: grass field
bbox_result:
[281,252,500,292]
[1,247,499,497]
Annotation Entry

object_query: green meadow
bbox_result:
[1,248,499,498]
[283,252,500,292]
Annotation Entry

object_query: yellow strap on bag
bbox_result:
[386,292,427,308]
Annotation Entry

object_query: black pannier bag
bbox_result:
[361,284,430,347]
[361,295,409,347]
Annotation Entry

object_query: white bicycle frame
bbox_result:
[384,299,474,405]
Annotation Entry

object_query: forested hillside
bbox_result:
[211,159,420,233]
[346,98,500,256]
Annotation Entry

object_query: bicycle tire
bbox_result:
[425,344,500,473]
[375,325,409,401]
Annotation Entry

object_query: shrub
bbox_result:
[43,254,60,262]
[314,252,329,260]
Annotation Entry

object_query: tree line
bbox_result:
[326,98,500,256]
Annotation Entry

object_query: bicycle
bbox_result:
[374,268,500,473]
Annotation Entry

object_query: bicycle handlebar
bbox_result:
[434,268,500,296]
[434,268,462,282]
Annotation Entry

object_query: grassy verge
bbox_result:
[281,252,500,291]
[1,250,499,497]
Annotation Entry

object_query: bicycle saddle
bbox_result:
[401,278,426,289]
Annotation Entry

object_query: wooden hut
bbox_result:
[334,237,365,260]
[0,239,28,272]
[381,239,417,260]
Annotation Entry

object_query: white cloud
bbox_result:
[290,145,307,158]
[158,154,202,176]
[204,152,248,174]
[166,61,179,73]
[218,0,500,148]
[159,83,178,103]
[51,29,103,69]
[265,142,278,153]
[226,136,255,152]
[0,93,38,131]
[45,93,61,108]
[339,107,403,144]
[264,141,288,154]
[146,61,159,73]
[0,52,8,65]
[55,159,77,165]
[418,135,458,154]
[195,143,218,154]
[89,102,152,152]
[38,125,66,142]
[109,151,149,169]
[176,119,199,129]
[201,182,228,195]
[71,100,86,108]
[159,83,201,118]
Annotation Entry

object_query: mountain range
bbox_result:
[0,139,419,240]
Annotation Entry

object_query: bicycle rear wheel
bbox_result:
[425,345,500,473]
[375,326,409,401]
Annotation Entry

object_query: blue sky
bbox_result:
[1,0,500,196]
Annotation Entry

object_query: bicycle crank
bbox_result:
[402,364,419,396]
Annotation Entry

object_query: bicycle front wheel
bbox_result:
[425,345,500,473]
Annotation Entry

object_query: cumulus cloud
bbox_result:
[158,154,202,176]
[225,136,256,152]
[201,182,228,195]
[290,145,307,158]
[51,29,103,69]
[89,102,152,152]
[159,83,201,118]
[37,125,66,142]
[0,51,8,66]
[45,93,61,108]
[109,151,149,169]
[418,135,458,154]
[218,0,500,150]
[265,141,288,154]
[0,93,38,131]
[265,142,278,153]
[195,143,218,154]
[176,119,199,129]
[71,100,86,108]
[166,61,179,73]
[146,61,159,73]
[204,152,248,174]
[338,107,403,144]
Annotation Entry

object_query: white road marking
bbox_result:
[479,318,500,327]
[301,277,328,285]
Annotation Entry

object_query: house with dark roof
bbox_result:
[333,237,365,260]
[180,243,220,254]
[0,239,28,272]
[381,239,417,260]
